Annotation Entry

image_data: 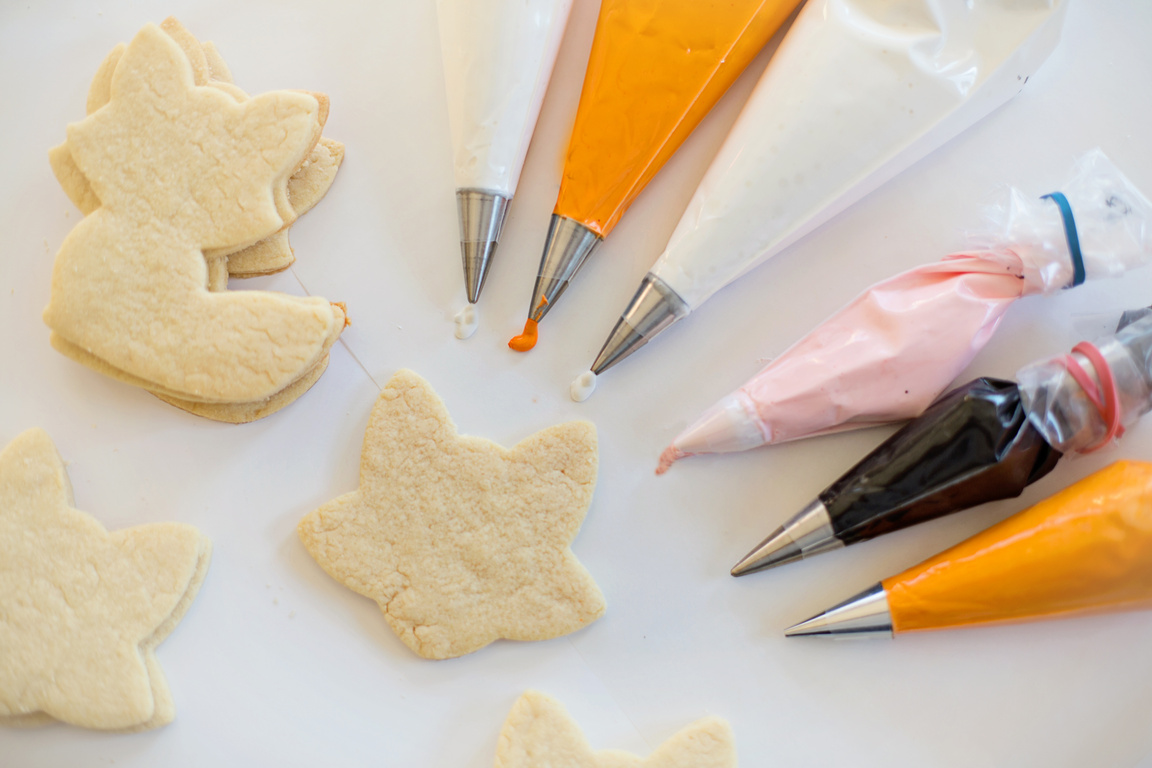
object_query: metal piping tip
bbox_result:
[462,240,496,304]
[591,273,689,375]
[785,583,894,638]
[527,215,601,323]
[457,190,510,304]
[591,315,643,375]
[731,499,842,577]
[731,525,803,576]
[784,613,832,637]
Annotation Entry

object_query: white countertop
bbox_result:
[2,1,1151,765]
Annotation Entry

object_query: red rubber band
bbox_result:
[1059,342,1124,452]
[1074,342,1125,444]
[1059,354,1104,412]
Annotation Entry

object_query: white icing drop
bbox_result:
[454,303,478,339]
[569,371,597,402]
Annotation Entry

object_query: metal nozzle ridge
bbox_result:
[457,189,510,304]
[730,499,843,576]
[591,273,689,375]
[785,583,894,638]
[527,215,601,322]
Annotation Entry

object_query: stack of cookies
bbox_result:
[43,19,347,423]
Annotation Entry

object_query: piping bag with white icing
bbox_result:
[437,0,574,308]
[659,150,1152,473]
[591,0,1069,378]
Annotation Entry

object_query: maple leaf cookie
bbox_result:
[42,22,345,418]
[298,370,605,659]
[0,429,211,731]
[495,691,738,767]
[47,18,345,284]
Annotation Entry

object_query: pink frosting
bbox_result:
[655,445,690,475]
[663,250,1033,467]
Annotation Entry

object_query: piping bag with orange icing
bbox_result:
[659,150,1152,473]
[786,461,1152,638]
[731,308,1152,576]
[509,0,804,352]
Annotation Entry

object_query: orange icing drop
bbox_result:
[332,301,351,328]
[555,0,803,237]
[508,318,539,352]
[884,461,1152,634]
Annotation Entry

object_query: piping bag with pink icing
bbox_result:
[658,150,1152,474]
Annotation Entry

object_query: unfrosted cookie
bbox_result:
[43,23,346,408]
[201,40,233,82]
[298,369,605,659]
[0,429,211,731]
[226,136,346,277]
[495,691,738,767]
[47,18,345,282]
[48,331,337,423]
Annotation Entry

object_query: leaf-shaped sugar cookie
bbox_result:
[47,331,336,424]
[495,691,738,767]
[46,18,345,283]
[42,23,345,405]
[0,429,211,731]
[299,370,605,659]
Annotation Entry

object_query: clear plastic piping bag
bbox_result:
[660,150,1152,470]
[971,149,1152,293]
[1020,312,1152,455]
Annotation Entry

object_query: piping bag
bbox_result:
[732,308,1152,576]
[436,0,574,309]
[786,461,1152,638]
[659,149,1152,473]
[510,0,804,351]
[587,0,1070,383]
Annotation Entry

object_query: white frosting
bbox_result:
[651,0,1068,308]
[453,303,478,340]
[569,371,597,403]
[436,0,573,196]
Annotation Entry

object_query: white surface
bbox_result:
[1,1,1151,766]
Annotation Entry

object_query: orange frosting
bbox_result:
[885,461,1152,633]
[555,0,802,237]
[508,318,539,352]
[332,301,351,328]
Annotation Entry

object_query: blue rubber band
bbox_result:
[1041,191,1086,288]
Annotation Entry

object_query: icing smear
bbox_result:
[655,445,689,475]
[454,304,478,339]
[508,318,538,351]
[569,371,597,402]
